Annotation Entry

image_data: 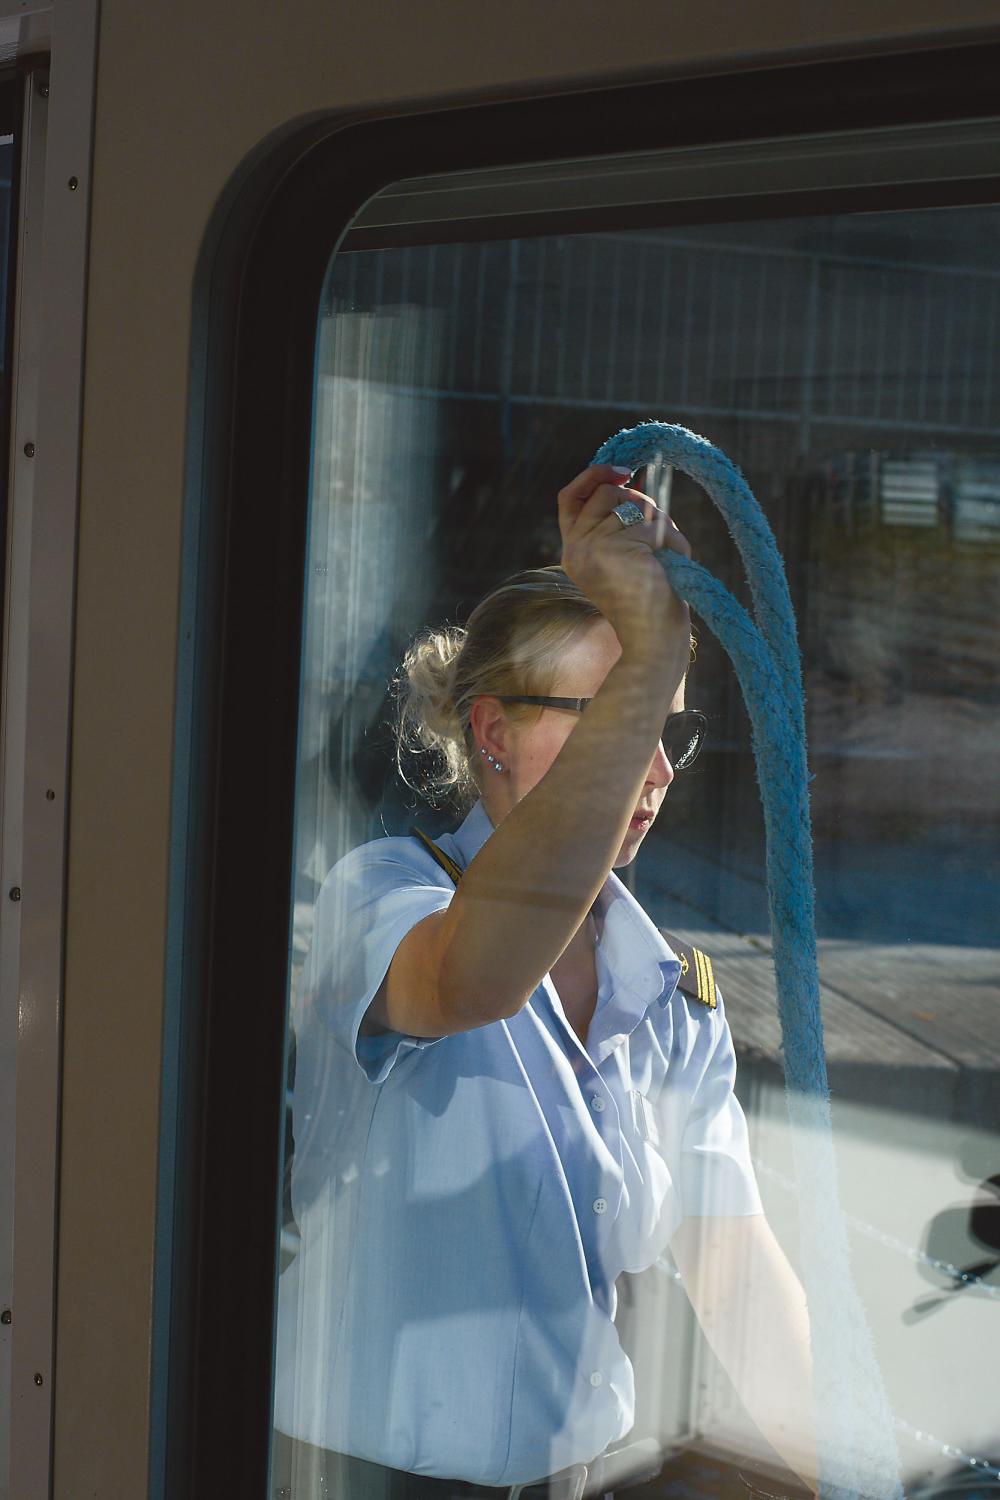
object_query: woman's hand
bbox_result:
[557,464,691,670]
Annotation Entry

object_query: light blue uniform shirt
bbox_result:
[273,799,762,1485]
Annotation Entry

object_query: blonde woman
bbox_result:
[273,467,819,1500]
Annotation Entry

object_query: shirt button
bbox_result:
[590,1095,605,1113]
[589,1371,603,1387]
[593,1197,607,1215]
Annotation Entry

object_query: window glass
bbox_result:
[271,194,1000,1500]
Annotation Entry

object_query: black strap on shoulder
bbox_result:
[410,830,717,1009]
[411,827,464,886]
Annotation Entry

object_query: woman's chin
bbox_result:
[612,829,645,869]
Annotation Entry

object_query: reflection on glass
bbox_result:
[272,206,1000,1500]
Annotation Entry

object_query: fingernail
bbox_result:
[611,465,632,476]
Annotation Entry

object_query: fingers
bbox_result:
[591,487,693,559]
[558,466,693,647]
[557,463,693,575]
[557,465,632,541]
[656,512,692,558]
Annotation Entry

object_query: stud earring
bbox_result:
[480,745,505,774]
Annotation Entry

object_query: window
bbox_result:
[271,163,1000,1498]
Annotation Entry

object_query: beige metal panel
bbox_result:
[57,2,1000,1498]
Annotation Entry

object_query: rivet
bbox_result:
[33,1372,43,1386]
[0,1308,10,1324]
[23,441,34,458]
[45,789,55,801]
[9,887,20,902]
[68,176,78,191]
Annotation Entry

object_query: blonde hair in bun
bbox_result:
[393,624,471,805]
[392,566,602,810]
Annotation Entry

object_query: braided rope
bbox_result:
[591,422,905,1500]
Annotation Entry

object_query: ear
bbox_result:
[469,695,511,761]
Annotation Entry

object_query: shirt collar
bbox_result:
[446,798,683,1013]
[446,797,496,871]
[595,872,683,1009]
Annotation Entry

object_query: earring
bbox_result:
[480,745,505,774]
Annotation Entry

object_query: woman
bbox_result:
[273,466,818,1499]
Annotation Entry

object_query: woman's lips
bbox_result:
[629,811,653,831]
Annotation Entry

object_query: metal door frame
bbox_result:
[0,2,99,1496]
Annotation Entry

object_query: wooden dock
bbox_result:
[647,885,1000,1131]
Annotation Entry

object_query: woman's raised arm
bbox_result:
[367,465,693,1039]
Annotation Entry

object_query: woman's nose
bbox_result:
[649,739,674,788]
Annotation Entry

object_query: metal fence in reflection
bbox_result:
[336,232,1000,442]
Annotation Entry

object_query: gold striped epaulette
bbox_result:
[411,827,464,885]
[661,930,717,1009]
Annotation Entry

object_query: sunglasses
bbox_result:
[494,700,707,771]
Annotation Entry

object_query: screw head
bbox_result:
[9,887,20,902]
[33,1372,43,1386]
[45,789,55,801]
[23,441,34,458]
[1,1308,10,1324]
[68,176,79,191]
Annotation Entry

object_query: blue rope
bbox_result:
[591,422,905,1500]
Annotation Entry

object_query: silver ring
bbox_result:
[611,500,645,529]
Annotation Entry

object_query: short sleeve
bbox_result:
[679,990,764,1218]
[296,839,456,1083]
